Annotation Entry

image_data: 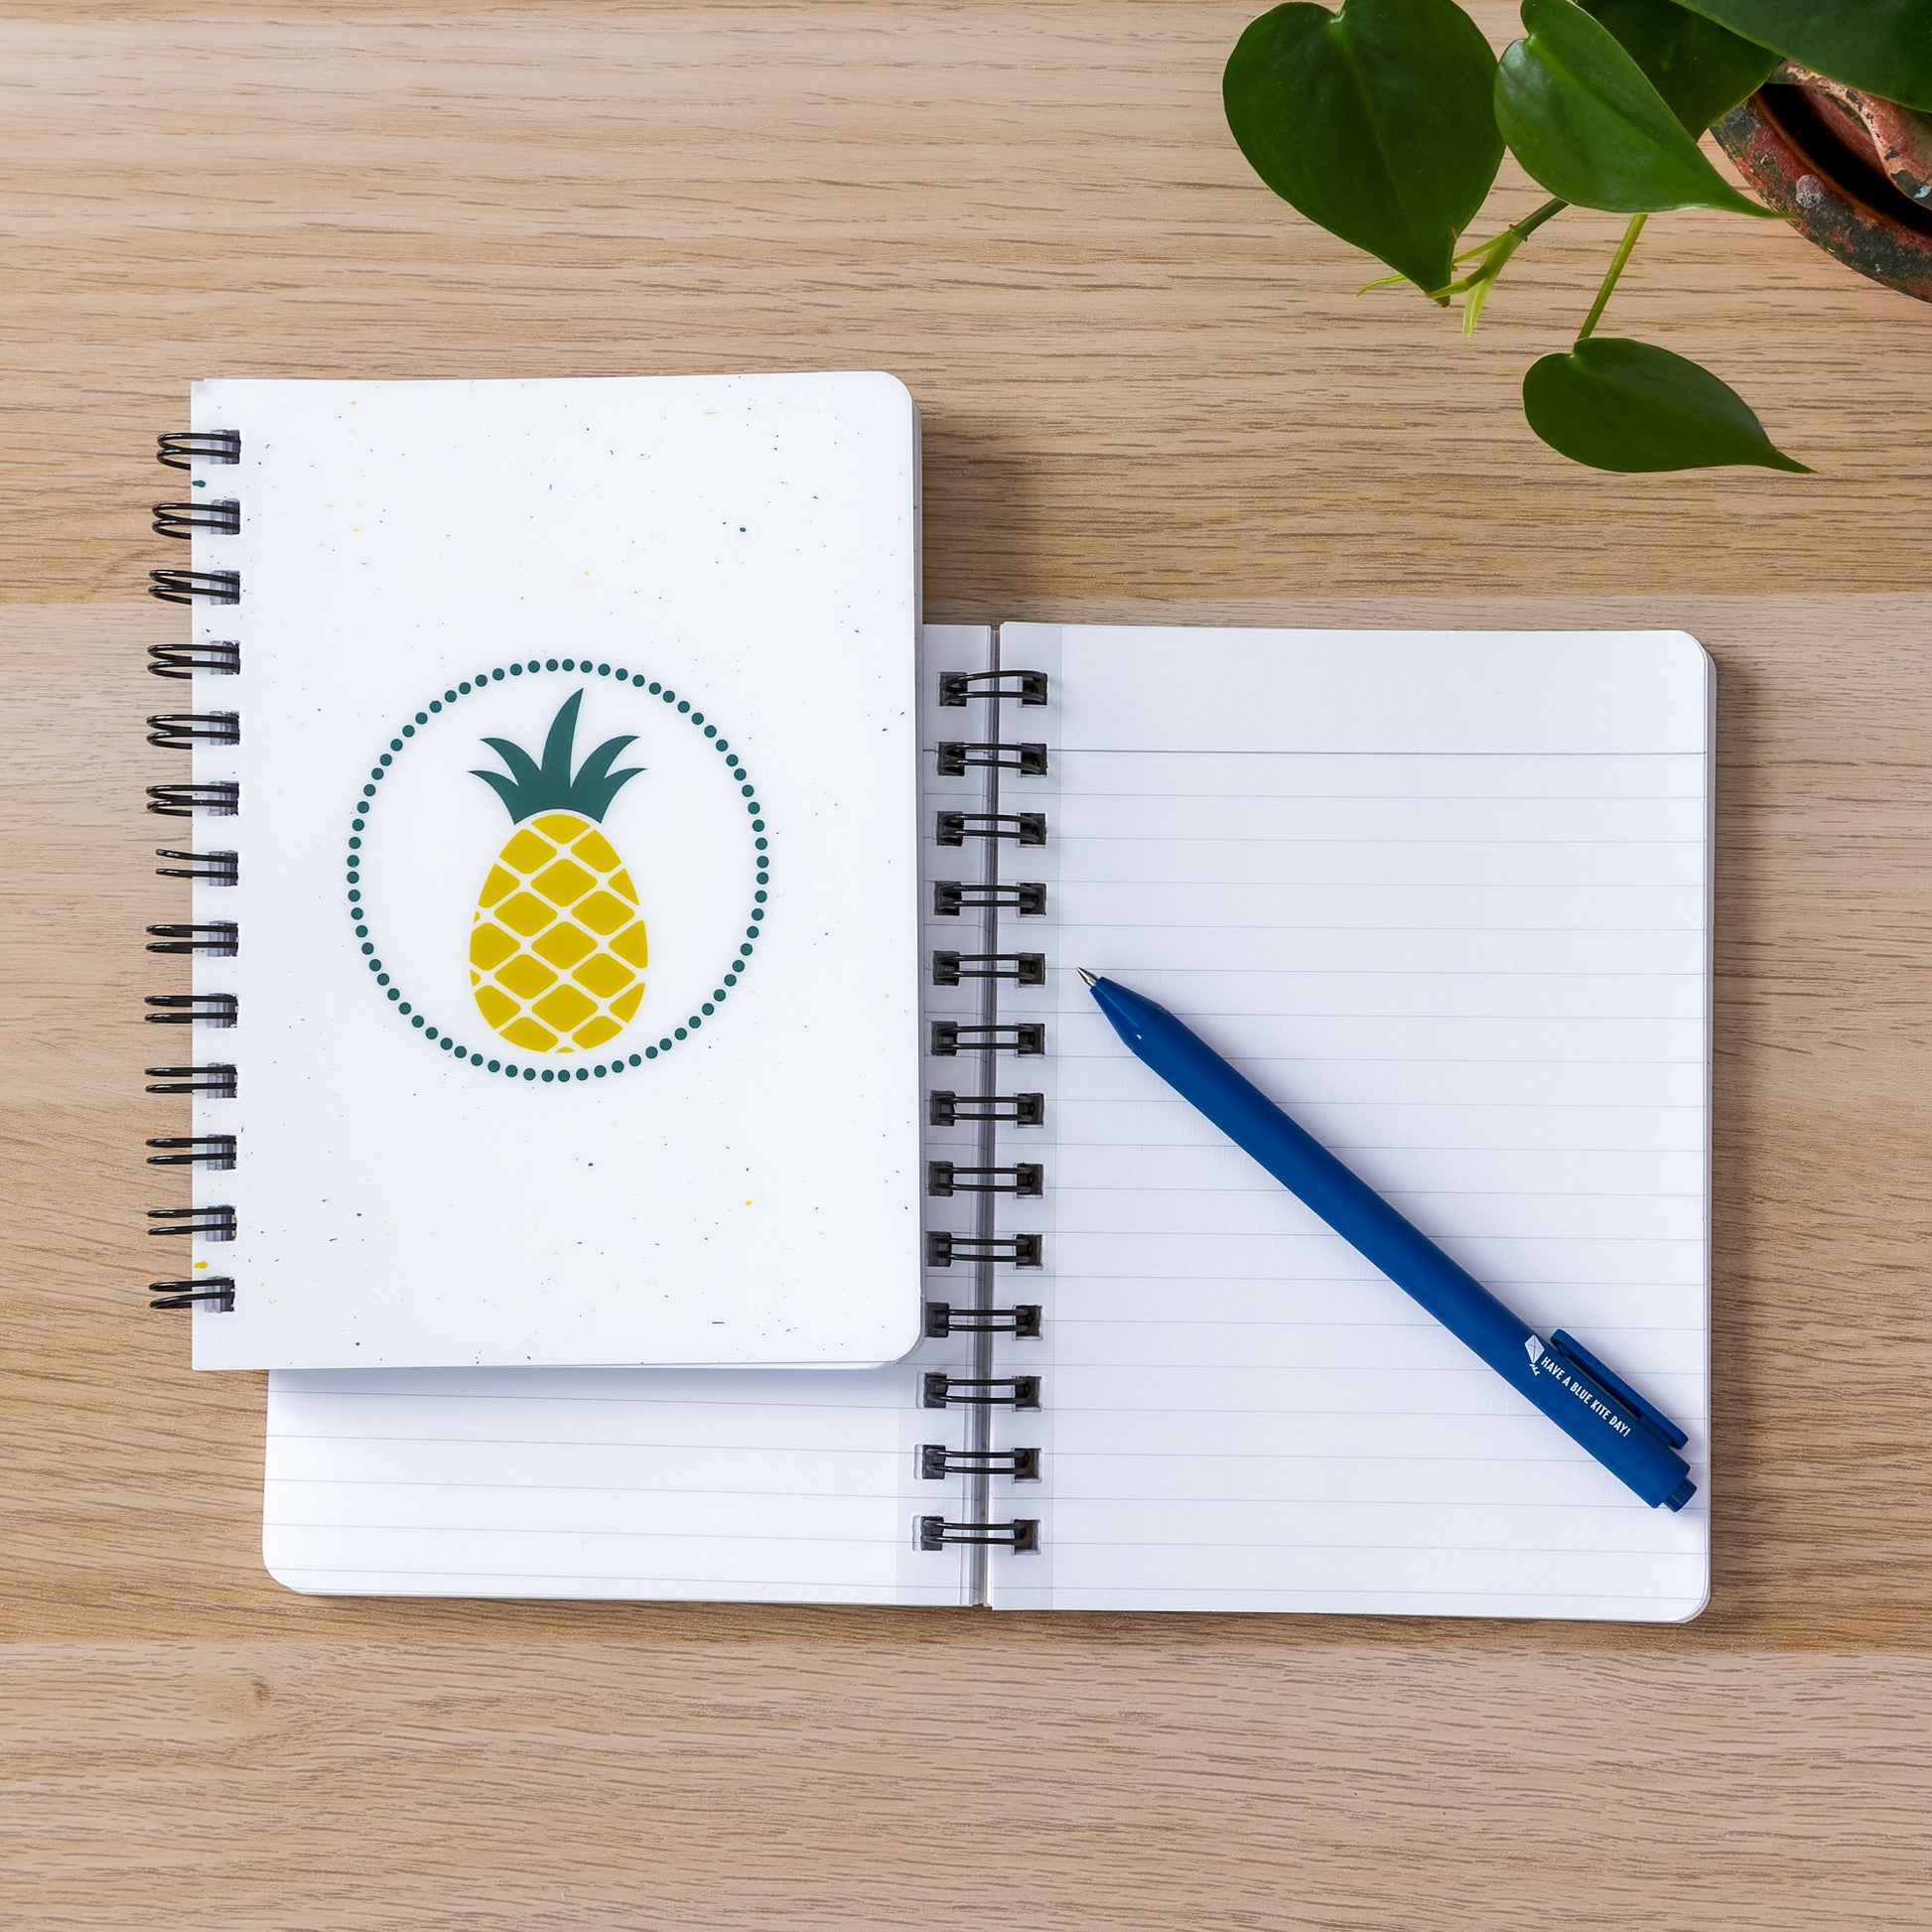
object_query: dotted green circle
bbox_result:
[346,662,765,1078]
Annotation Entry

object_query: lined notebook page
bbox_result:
[264,1364,963,1602]
[261,627,1000,1602]
[988,625,1711,1619]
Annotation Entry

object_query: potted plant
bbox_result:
[1717,66,1932,302]
[1222,0,1932,473]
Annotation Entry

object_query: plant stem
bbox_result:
[1445,197,1569,272]
[1506,197,1568,246]
[1362,199,1574,304]
[1435,198,1570,331]
[1578,212,1648,341]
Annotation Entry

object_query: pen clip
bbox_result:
[1549,1330,1689,1449]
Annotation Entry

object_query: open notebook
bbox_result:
[265,622,1713,1619]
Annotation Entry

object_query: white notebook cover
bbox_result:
[264,622,1713,1620]
[178,373,924,1371]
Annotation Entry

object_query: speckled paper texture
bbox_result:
[183,373,922,1371]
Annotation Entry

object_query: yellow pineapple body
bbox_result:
[470,809,648,1052]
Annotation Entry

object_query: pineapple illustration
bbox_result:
[468,691,648,1054]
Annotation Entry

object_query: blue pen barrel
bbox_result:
[1088,978,1696,1512]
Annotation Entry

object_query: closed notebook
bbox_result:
[145,373,923,1372]
[264,621,1714,1621]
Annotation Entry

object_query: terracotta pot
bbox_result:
[1715,69,1932,303]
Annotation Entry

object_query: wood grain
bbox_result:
[2,3,1930,616]
[3,5,1931,1927]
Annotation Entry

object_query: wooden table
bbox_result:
[5,6,1931,1926]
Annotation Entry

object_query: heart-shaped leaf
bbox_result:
[1224,0,1504,293]
[1523,336,1812,471]
[1675,0,1932,113]
[1497,0,1776,212]
[1580,0,1778,131]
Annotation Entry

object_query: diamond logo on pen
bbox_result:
[1524,1335,1544,1368]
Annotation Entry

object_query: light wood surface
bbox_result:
[4,6,1932,1928]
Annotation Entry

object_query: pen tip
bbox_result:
[1077,967,1098,986]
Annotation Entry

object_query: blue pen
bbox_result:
[1080,972,1697,1512]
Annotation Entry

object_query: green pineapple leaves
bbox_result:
[1523,337,1812,471]
[1673,0,1932,112]
[473,691,644,826]
[1223,0,1504,292]
[1497,0,1777,212]
[475,734,544,807]
[570,735,646,814]
[1579,0,1778,132]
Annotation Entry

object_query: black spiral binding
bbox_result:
[923,650,1051,1579]
[928,1091,1044,1127]
[146,923,237,956]
[927,1162,1042,1198]
[938,669,1047,707]
[146,1064,237,1097]
[149,639,240,679]
[147,782,238,817]
[932,880,1045,916]
[148,713,239,749]
[146,431,241,1314]
[154,849,239,885]
[924,1302,1041,1338]
[148,1279,236,1311]
[935,742,1047,777]
[918,1445,1040,1479]
[925,1231,1043,1268]
[149,569,240,606]
[148,1205,237,1240]
[930,951,1045,987]
[156,430,241,469]
[145,994,238,1028]
[929,1021,1044,1057]
[917,1516,1039,1552]
[935,811,1046,847]
[147,1136,236,1169]
[922,1373,1042,1411]
[152,500,241,539]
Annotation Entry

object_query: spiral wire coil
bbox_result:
[149,639,240,679]
[149,569,240,606]
[146,432,241,1311]
[156,430,240,469]
[152,500,241,539]
[922,656,1054,1575]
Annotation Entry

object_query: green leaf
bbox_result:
[478,737,544,795]
[1580,0,1778,130]
[1522,336,1812,471]
[539,690,585,786]
[1497,0,1776,212]
[1224,0,1504,292]
[1674,0,1932,112]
